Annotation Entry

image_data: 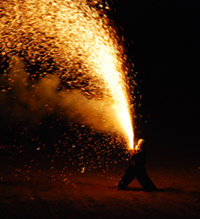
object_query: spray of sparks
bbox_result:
[0,0,136,178]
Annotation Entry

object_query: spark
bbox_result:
[0,0,135,158]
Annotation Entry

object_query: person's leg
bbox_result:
[118,164,136,189]
[136,168,156,191]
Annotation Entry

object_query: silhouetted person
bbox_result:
[118,139,156,191]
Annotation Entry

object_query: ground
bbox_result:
[0,144,200,219]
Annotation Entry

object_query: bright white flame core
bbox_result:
[92,41,134,149]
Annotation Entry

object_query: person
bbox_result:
[118,139,156,191]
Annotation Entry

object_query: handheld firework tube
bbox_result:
[129,139,144,156]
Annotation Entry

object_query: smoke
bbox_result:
[59,89,121,132]
[0,56,123,134]
[0,56,59,126]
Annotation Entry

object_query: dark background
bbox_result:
[113,0,199,147]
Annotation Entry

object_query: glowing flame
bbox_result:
[91,41,134,149]
[0,0,134,149]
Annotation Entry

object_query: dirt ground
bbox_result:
[0,145,200,219]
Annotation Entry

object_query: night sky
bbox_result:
[113,0,199,147]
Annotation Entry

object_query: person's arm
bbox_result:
[129,149,137,156]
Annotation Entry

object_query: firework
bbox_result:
[0,1,134,154]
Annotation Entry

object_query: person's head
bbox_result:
[135,139,144,150]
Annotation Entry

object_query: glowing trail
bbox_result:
[91,41,134,149]
[0,0,134,149]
